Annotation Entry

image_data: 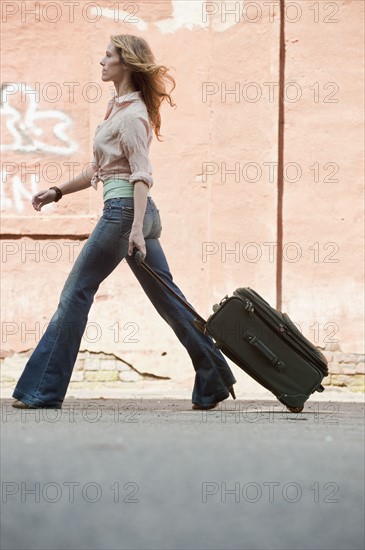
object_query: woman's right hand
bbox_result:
[32,189,57,212]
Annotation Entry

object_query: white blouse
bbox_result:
[90,91,154,191]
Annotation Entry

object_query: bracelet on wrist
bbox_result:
[49,186,63,202]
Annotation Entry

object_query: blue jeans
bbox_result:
[13,197,236,407]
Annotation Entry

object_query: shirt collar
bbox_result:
[114,91,142,104]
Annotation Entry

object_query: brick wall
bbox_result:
[1,1,364,394]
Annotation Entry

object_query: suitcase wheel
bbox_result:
[286,405,304,413]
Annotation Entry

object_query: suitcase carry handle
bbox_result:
[244,333,286,373]
[134,250,207,327]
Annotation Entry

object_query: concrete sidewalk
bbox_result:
[1,398,364,550]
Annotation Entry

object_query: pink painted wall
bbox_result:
[1,1,364,384]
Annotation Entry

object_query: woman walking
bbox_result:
[12,34,236,410]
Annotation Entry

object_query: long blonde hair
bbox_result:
[110,34,176,141]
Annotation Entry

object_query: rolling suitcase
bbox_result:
[135,252,328,412]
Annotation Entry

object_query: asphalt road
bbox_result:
[1,398,364,550]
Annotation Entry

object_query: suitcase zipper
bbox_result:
[234,289,328,376]
[209,294,328,380]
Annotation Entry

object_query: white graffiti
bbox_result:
[0,174,44,213]
[1,83,78,155]
[155,1,210,33]
[91,0,245,33]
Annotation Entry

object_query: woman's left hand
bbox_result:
[128,226,146,259]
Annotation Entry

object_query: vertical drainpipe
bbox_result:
[276,0,286,311]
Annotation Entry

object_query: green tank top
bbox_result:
[103,178,134,201]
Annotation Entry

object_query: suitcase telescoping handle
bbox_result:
[134,251,207,330]
[244,332,286,373]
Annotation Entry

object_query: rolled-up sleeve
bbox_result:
[119,115,153,189]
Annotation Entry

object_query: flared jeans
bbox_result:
[13,197,236,408]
